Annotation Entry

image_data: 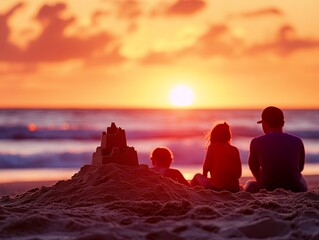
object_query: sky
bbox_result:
[1,0,319,109]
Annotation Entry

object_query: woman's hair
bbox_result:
[150,147,173,168]
[208,122,231,144]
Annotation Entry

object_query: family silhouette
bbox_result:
[150,106,308,193]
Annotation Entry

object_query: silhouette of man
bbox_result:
[245,106,308,192]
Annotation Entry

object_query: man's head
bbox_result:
[258,106,285,129]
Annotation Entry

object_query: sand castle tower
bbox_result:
[92,122,139,166]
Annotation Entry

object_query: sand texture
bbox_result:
[0,164,318,240]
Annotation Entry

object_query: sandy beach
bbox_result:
[2,0,319,238]
[0,163,318,240]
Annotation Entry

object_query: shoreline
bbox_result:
[1,163,319,183]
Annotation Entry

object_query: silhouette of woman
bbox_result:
[191,122,242,192]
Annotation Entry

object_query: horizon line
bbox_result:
[0,106,318,111]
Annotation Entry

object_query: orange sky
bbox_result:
[1,0,319,109]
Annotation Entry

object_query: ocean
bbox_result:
[0,108,319,182]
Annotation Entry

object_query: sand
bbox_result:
[0,164,318,240]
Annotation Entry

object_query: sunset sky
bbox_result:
[1,0,319,109]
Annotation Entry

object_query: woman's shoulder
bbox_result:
[222,143,239,155]
[229,143,239,149]
[211,142,237,149]
[230,144,240,152]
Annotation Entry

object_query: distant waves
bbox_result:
[1,125,319,140]
[1,109,319,169]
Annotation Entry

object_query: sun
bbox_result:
[170,85,194,107]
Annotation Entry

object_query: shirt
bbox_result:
[248,132,305,192]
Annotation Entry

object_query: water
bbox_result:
[0,108,318,182]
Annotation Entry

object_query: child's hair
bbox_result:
[150,147,173,168]
[208,122,231,144]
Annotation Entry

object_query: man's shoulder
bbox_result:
[283,132,304,145]
[251,132,303,145]
[283,132,302,139]
[250,135,265,144]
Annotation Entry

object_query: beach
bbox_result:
[1,163,318,240]
[0,109,319,239]
[2,0,319,238]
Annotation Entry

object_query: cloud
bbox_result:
[114,0,142,33]
[151,0,206,17]
[140,24,240,64]
[91,10,109,25]
[0,2,25,61]
[116,0,142,19]
[141,22,319,65]
[36,2,66,21]
[166,0,206,15]
[189,24,237,57]
[247,25,319,56]
[228,7,283,19]
[0,2,125,65]
[26,3,117,62]
[3,2,319,69]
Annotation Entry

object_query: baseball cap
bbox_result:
[257,106,284,126]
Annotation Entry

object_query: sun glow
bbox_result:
[170,85,194,107]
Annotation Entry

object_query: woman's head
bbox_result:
[150,147,173,168]
[209,122,231,143]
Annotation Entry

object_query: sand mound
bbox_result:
[1,164,319,240]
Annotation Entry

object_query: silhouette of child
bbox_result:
[150,147,190,187]
[191,122,242,192]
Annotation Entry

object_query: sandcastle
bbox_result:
[92,122,139,166]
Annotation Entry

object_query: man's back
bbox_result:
[249,132,305,191]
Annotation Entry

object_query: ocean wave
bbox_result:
[0,152,92,168]
[0,151,166,169]
[1,125,318,140]
[0,126,101,140]
[0,149,318,169]
[0,152,204,169]
[0,125,215,140]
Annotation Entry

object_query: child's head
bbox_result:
[150,147,173,168]
[209,122,231,143]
